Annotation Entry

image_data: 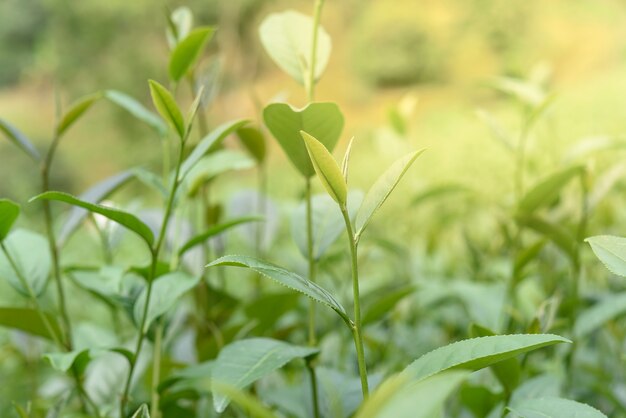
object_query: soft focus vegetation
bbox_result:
[2,1,626,417]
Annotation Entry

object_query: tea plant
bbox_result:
[0,2,621,418]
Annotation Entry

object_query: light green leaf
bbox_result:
[517,166,584,215]
[476,108,515,152]
[44,349,92,374]
[411,183,470,207]
[341,136,355,183]
[362,285,415,326]
[516,215,577,264]
[134,271,200,332]
[508,397,607,418]
[58,170,134,246]
[133,168,168,198]
[236,126,266,163]
[259,10,331,84]
[56,92,102,137]
[180,119,249,180]
[355,150,425,239]
[0,118,40,161]
[356,371,469,418]
[212,382,279,418]
[0,229,51,297]
[212,337,318,412]
[148,79,185,139]
[206,255,349,324]
[185,150,255,196]
[131,404,150,418]
[586,235,626,277]
[0,199,20,241]
[31,191,154,248]
[104,90,167,136]
[263,102,343,177]
[402,334,570,382]
[301,131,347,206]
[166,6,193,48]
[179,216,262,256]
[574,292,626,338]
[169,27,215,82]
[490,77,546,107]
[0,307,61,340]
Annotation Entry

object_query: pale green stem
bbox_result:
[306,0,325,102]
[340,206,369,397]
[150,320,164,418]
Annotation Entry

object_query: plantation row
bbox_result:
[1,3,626,418]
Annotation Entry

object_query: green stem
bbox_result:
[340,206,369,397]
[306,360,320,418]
[150,320,164,418]
[120,135,186,417]
[305,179,317,346]
[306,0,325,102]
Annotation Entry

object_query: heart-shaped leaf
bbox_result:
[0,118,40,161]
[212,337,318,412]
[0,229,51,297]
[56,92,103,137]
[207,255,349,324]
[263,102,343,177]
[355,150,425,239]
[586,235,626,277]
[58,170,134,246]
[236,126,266,163]
[301,131,347,206]
[169,27,215,82]
[104,90,167,137]
[402,334,570,382]
[148,80,185,139]
[0,199,20,241]
[32,191,154,248]
[259,10,331,85]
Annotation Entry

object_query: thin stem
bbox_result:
[120,135,186,417]
[306,0,325,102]
[340,207,369,397]
[305,179,317,346]
[306,360,320,418]
[150,320,164,418]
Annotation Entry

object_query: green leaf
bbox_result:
[236,126,266,163]
[31,191,154,248]
[355,150,425,239]
[133,168,168,198]
[104,90,167,137]
[0,199,20,241]
[516,215,578,265]
[56,92,102,137]
[301,131,347,206]
[259,10,331,85]
[166,7,193,48]
[402,334,570,382]
[44,349,92,374]
[169,27,215,82]
[0,307,61,340]
[179,216,262,256]
[362,285,415,326]
[586,235,626,277]
[517,166,584,215]
[134,271,200,332]
[212,382,279,418]
[411,183,470,207]
[185,150,255,196]
[207,255,349,324]
[263,102,343,177]
[508,397,607,418]
[355,371,469,418]
[0,229,51,297]
[469,324,521,394]
[58,170,134,246]
[341,137,355,183]
[131,404,151,418]
[212,337,318,412]
[180,119,249,180]
[574,292,626,338]
[0,118,40,161]
[513,240,546,283]
[148,80,185,139]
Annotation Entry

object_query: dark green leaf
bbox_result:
[0,118,40,161]
[31,191,154,248]
[362,285,415,326]
[236,126,266,163]
[0,307,61,340]
[169,27,215,82]
[263,102,343,177]
[0,199,20,241]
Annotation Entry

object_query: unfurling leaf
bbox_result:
[169,27,215,82]
[148,80,186,139]
[301,131,347,206]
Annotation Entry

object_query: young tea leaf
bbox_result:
[32,191,154,248]
[263,102,343,177]
[212,337,318,412]
[301,131,347,206]
[207,255,349,324]
[169,27,215,82]
[401,334,570,382]
[355,149,425,239]
[56,92,102,137]
[586,235,626,277]
[259,10,331,85]
[0,118,40,161]
[0,199,20,241]
[148,80,186,139]
[104,90,167,137]
[517,165,584,215]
